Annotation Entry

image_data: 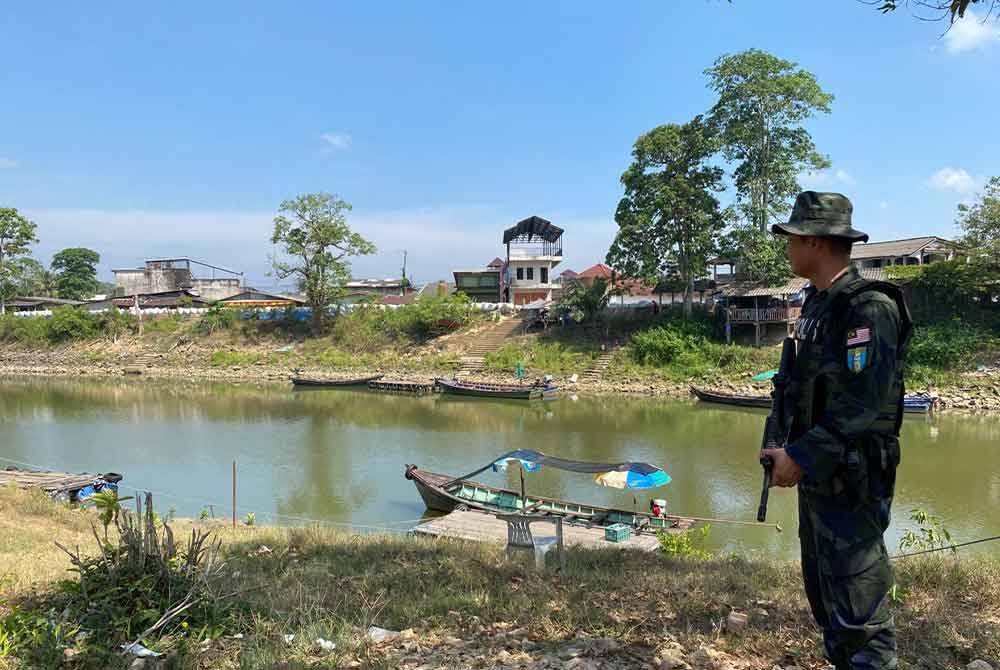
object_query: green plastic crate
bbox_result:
[604,523,631,543]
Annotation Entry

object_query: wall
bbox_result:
[190,278,242,301]
[113,268,192,296]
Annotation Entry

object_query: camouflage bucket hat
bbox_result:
[771,191,869,242]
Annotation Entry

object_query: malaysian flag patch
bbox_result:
[846,327,871,346]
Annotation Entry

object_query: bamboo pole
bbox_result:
[232,460,236,529]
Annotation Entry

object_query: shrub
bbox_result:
[0,314,48,345]
[144,314,183,334]
[197,304,237,335]
[46,307,99,342]
[906,320,997,371]
[329,294,477,352]
[97,308,137,342]
[658,526,713,559]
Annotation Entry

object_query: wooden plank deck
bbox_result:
[412,509,663,552]
[0,467,120,498]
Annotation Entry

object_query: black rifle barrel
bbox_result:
[757,337,797,523]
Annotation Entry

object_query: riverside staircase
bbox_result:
[578,347,617,383]
[456,317,526,376]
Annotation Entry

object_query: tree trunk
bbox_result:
[683,277,694,317]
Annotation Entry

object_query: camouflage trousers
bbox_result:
[798,491,897,670]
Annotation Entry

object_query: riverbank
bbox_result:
[1,487,998,669]
[3,339,1000,412]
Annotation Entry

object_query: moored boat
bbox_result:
[405,449,691,532]
[435,377,558,400]
[0,467,122,503]
[693,386,937,414]
[291,374,384,388]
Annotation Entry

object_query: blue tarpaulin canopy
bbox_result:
[490,449,671,490]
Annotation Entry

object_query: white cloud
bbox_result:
[319,132,352,150]
[927,167,979,193]
[798,168,856,189]
[943,10,1000,53]
[23,205,617,290]
[878,201,889,210]
[0,157,17,169]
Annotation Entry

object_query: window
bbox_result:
[516,267,524,280]
[527,267,534,281]
[540,267,548,284]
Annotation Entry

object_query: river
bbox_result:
[1,375,997,559]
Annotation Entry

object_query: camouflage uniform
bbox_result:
[773,192,911,670]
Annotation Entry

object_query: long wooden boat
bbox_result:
[693,386,937,414]
[691,386,771,409]
[404,465,692,532]
[435,378,558,400]
[0,467,122,503]
[291,374,384,388]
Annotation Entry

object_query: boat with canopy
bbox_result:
[405,449,692,532]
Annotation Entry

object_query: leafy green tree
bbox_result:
[957,176,1000,254]
[51,247,101,300]
[873,0,993,21]
[270,193,376,329]
[0,208,39,314]
[720,223,792,286]
[607,117,725,316]
[705,49,833,232]
[558,278,611,324]
[0,257,50,299]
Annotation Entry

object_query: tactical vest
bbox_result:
[785,277,913,501]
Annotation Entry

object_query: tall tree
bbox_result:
[706,49,833,233]
[51,247,101,300]
[270,192,376,329]
[957,176,1000,253]
[607,117,725,316]
[720,223,792,286]
[0,208,39,314]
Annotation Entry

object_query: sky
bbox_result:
[1,1,998,289]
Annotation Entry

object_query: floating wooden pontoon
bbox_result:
[0,467,122,503]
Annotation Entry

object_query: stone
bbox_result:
[967,661,993,670]
[566,659,601,670]
[367,626,401,643]
[725,611,748,632]
[658,648,690,670]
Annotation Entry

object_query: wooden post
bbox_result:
[519,464,526,513]
[232,460,237,529]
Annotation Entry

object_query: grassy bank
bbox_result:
[1,487,998,669]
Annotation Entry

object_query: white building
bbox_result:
[502,216,564,306]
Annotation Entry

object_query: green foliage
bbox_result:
[706,49,833,232]
[271,192,377,329]
[329,294,475,352]
[658,525,713,560]
[483,340,596,375]
[199,508,210,521]
[899,508,954,554]
[50,247,101,300]
[0,314,49,345]
[0,607,75,666]
[957,175,1000,252]
[608,117,725,315]
[197,303,237,335]
[0,256,54,299]
[720,223,792,286]
[97,308,137,343]
[244,512,256,527]
[0,208,39,312]
[630,311,713,366]
[907,320,998,371]
[557,278,611,324]
[91,489,134,539]
[145,314,183,334]
[47,306,99,342]
[210,350,264,367]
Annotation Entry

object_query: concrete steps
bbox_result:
[578,349,617,382]
[454,318,525,376]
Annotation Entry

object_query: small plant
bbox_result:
[90,488,134,541]
[198,303,237,335]
[244,512,256,527]
[199,507,210,521]
[657,525,712,559]
[167,505,177,522]
[899,508,954,554]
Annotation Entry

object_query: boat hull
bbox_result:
[693,386,936,414]
[404,465,691,531]
[291,374,384,388]
[436,378,557,400]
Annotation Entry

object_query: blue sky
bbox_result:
[1,1,998,288]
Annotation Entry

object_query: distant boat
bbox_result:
[0,467,122,503]
[692,386,937,414]
[291,374,384,388]
[435,378,558,400]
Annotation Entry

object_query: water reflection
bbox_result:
[1,376,998,559]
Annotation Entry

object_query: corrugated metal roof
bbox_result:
[850,236,957,260]
[502,216,563,244]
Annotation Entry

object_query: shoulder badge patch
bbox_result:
[847,347,868,372]
[846,327,871,346]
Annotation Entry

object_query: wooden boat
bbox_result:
[693,386,937,414]
[0,467,122,503]
[691,386,771,409]
[435,377,558,400]
[291,374,384,388]
[404,465,692,532]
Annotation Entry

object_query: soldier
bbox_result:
[762,192,911,670]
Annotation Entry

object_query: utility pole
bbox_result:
[401,250,408,296]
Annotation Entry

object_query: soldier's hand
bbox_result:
[761,448,803,488]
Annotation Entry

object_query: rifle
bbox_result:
[757,337,797,523]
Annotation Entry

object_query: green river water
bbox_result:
[1,375,998,559]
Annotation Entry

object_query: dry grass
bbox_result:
[1,487,998,669]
